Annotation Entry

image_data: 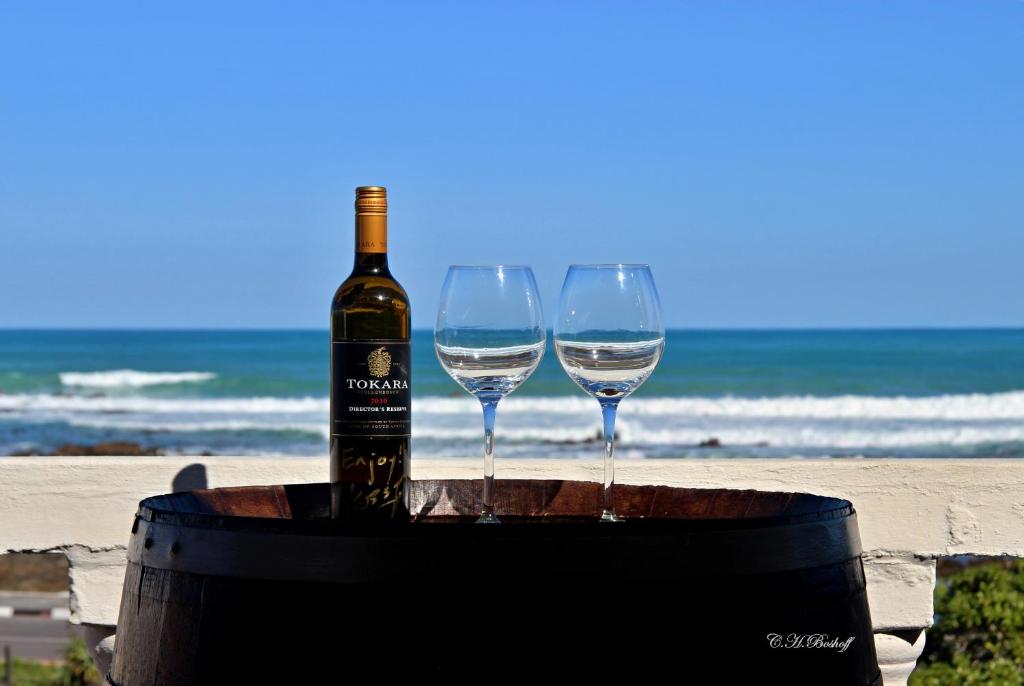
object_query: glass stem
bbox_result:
[600,400,621,521]
[479,399,499,523]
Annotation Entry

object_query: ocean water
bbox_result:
[1,329,1023,458]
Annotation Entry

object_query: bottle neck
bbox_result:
[353,213,389,274]
[353,251,389,273]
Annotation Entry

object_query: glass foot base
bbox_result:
[476,511,501,524]
[600,509,624,522]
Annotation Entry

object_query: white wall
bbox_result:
[3,456,1024,684]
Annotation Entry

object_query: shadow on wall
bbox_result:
[171,463,208,493]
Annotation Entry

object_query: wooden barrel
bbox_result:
[109,480,880,685]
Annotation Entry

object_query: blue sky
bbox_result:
[1,2,1021,329]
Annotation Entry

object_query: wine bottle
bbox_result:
[330,186,411,520]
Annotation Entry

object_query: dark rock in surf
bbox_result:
[9,442,164,456]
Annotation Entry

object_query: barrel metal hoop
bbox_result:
[129,513,863,582]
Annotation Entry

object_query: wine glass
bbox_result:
[434,266,546,523]
[554,264,665,521]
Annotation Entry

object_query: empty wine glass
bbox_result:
[554,264,665,521]
[434,266,546,523]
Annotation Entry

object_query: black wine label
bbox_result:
[331,340,411,437]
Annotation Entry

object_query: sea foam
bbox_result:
[4,391,1024,453]
[414,392,1024,421]
[59,370,217,388]
[0,394,324,414]
[4,391,1024,420]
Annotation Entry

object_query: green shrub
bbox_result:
[910,559,1024,686]
[56,637,101,686]
[0,656,64,686]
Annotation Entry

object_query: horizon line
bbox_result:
[1,326,1023,333]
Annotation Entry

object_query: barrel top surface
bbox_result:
[136,480,853,533]
[128,480,862,580]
